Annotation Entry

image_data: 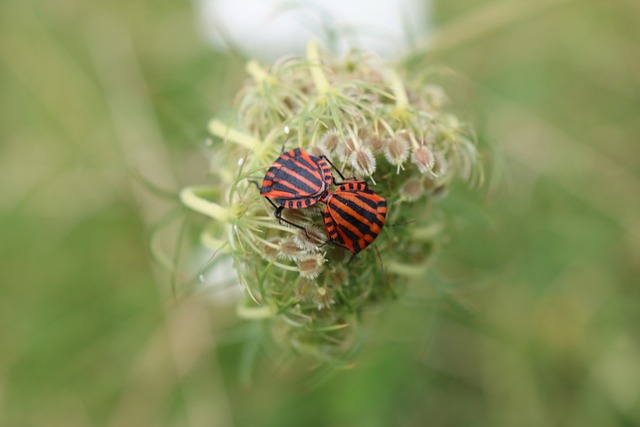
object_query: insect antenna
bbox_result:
[247,179,261,191]
[373,244,384,275]
[386,219,417,227]
[279,126,291,153]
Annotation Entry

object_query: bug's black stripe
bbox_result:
[337,221,359,249]
[287,159,324,186]
[341,181,368,192]
[285,149,323,178]
[287,152,322,177]
[266,185,299,197]
[337,181,373,193]
[272,167,318,194]
[320,163,333,185]
[373,217,385,229]
[269,180,312,196]
[377,205,387,225]
[373,200,387,221]
[277,194,322,207]
[329,203,374,239]
[269,154,322,193]
[328,209,361,245]
[281,160,323,189]
[334,193,378,218]
[319,161,331,173]
[280,149,322,173]
[357,193,387,227]
[278,162,317,186]
[323,213,343,242]
[339,199,384,239]
[297,152,324,173]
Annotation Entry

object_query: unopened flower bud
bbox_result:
[295,278,315,301]
[433,153,449,177]
[308,144,330,159]
[399,177,424,201]
[263,237,282,260]
[278,237,306,261]
[336,137,358,162]
[293,226,326,251]
[349,146,376,177]
[364,133,384,153]
[411,145,435,173]
[280,208,310,227]
[326,266,349,289]
[298,254,326,279]
[423,84,448,110]
[318,130,339,156]
[314,285,335,310]
[383,133,410,170]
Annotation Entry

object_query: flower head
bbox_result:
[181,41,481,362]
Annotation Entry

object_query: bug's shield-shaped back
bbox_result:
[323,181,387,254]
[260,148,332,209]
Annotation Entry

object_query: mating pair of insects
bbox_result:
[259,148,387,255]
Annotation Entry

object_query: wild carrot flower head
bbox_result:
[181,41,482,363]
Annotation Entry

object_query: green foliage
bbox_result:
[2,0,640,426]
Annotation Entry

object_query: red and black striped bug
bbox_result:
[323,180,387,254]
[260,147,334,231]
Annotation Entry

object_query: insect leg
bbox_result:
[320,155,358,183]
[272,205,310,238]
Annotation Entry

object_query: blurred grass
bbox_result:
[1,0,639,426]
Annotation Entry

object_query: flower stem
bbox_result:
[386,261,430,276]
[306,40,331,96]
[180,186,231,222]
[208,120,262,150]
[236,303,276,319]
[388,69,409,110]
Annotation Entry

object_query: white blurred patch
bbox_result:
[195,0,430,60]
[193,249,243,304]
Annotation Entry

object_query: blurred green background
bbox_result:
[1,0,639,426]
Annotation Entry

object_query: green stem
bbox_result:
[386,261,430,276]
[306,40,331,95]
[208,120,262,150]
[388,69,409,110]
[236,303,276,319]
[180,186,231,222]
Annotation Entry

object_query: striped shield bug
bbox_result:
[323,180,387,254]
[260,147,334,232]
[260,148,333,208]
